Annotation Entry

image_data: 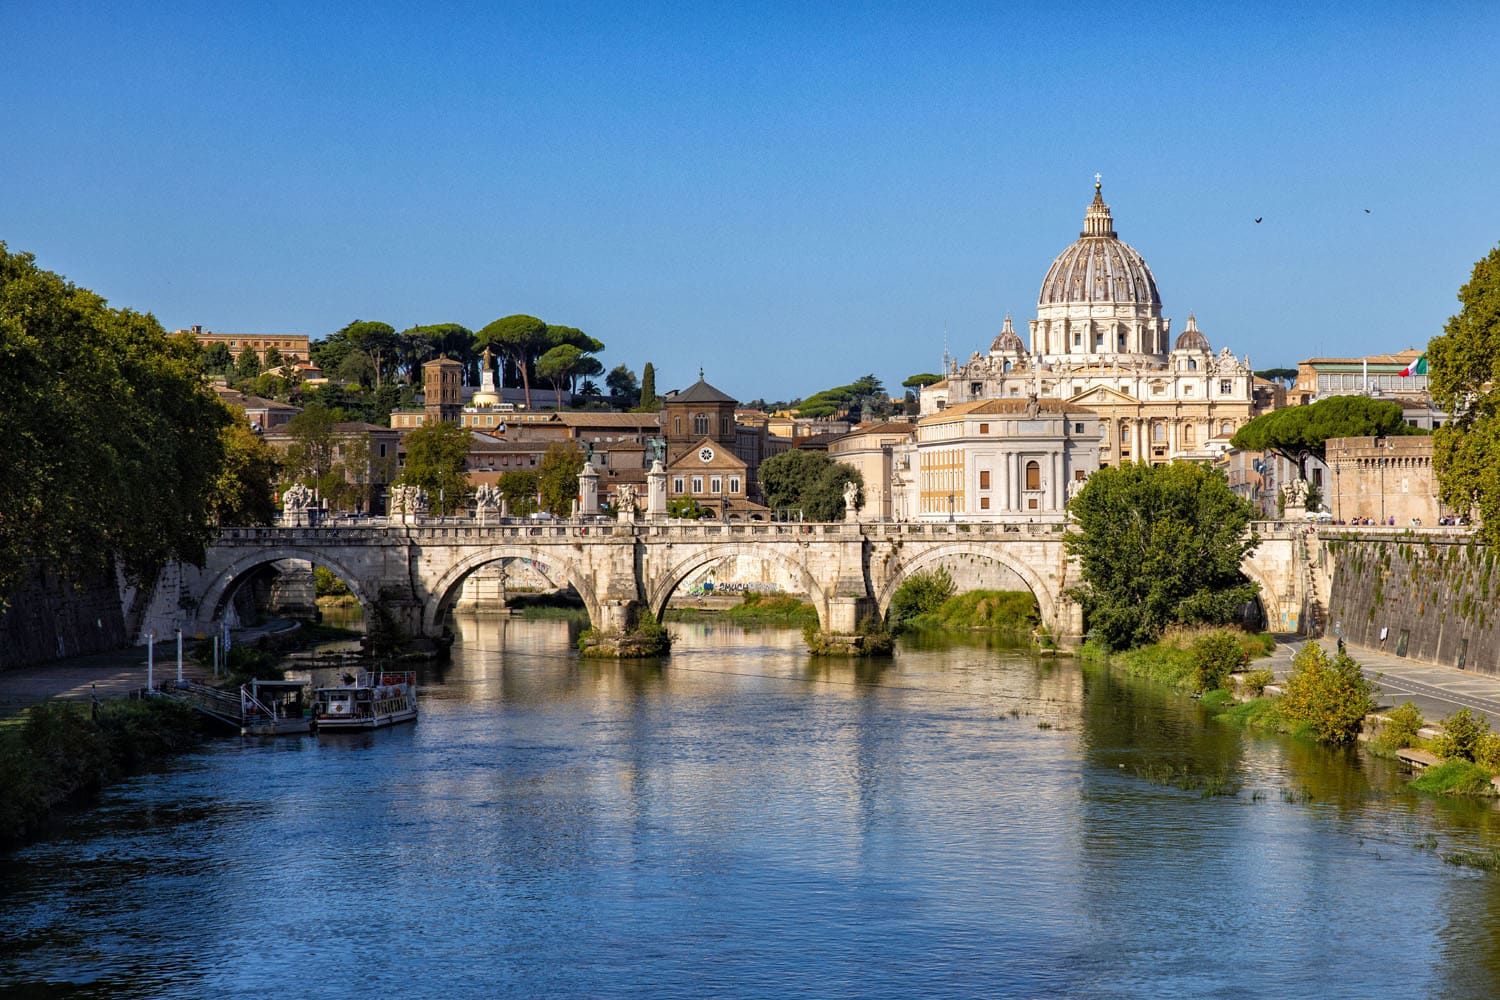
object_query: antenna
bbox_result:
[942,322,951,374]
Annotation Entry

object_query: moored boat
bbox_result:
[313,670,418,731]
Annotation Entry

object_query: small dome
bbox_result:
[990,315,1024,353]
[470,389,501,407]
[1174,313,1210,352]
[1037,180,1161,308]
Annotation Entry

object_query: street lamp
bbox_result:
[947,492,955,523]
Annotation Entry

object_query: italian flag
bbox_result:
[1399,354,1427,377]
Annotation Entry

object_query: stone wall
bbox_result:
[0,563,129,671]
[1327,533,1499,675]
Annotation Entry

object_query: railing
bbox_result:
[159,681,245,727]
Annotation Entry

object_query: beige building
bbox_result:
[1326,436,1445,525]
[894,399,1100,522]
[185,326,310,362]
[922,181,1257,465]
[827,422,916,521]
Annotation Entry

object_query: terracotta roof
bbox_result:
[555,412,662,428]
[847,421,916,435]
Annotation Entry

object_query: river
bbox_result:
[5,618,1500,998]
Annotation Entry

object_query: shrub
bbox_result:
[1372,701,1425,753]
[1433,708,1490,762]
[888,569,955,631]
[1243,668,1275,697]
[1476,731,1500,771]
[313,566,350,597]
[1189,629,1248,693]
[1279,643,1376,744]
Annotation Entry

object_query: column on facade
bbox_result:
[1052,452,1064,511]
[1130,419,1143,464]
[1008,452,1020,511]
[997,450,1011,513]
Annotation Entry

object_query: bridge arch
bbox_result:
[423,549,596,633]
[1238,559,1286,633]
[875,543,1061,635]
[199,548,376,626]
[646,544,832,626]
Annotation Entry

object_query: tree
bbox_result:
[282,404,342,501]
[757,449,863,521]
[1430,245,1500,544]
[262,346,284,372]
[211,414,280,525]
[233,346,262,383]
[606,364,640,409]
[537,343,584,409]
[0,243,229,610]
[902,373,943,389]
[396,421,470,515]
[538,441,587,515]
[1279,643,1376,744]
[496,470,540,516]
[636,362,659,411]
[339,320,398,389]
[1230,394,1416,480]
[1253,367,1298,387]
[795,375,887,420]
[202,341,234,375]
[398,323,474,384]
[337,350,375,388]
[1065,462,1259,650]
[667,496,704,519]
[476,314,549,409]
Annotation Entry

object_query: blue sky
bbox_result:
[3,3,1498,401]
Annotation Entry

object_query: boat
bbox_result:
[312,670,418,731]
[240,678,313,736]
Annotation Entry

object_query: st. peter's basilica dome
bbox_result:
[1036,181,1161,310]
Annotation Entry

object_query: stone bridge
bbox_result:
[143,519,1311,650]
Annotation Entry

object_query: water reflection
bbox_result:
[4,620,1500,997]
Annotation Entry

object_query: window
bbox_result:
[970,382,982,395]
[1187,359,1198,371]
[1183,384,1194,396]
[693,413,709,436]
[1074,470,1086,481]
[673,416,682,436]
[1220,421,1232,435]
[673,477,684,494]
[728,476,740,494]
[1118,333,1126,349]
[1152,423,1165,443]
[1219,379,1232,394]
[379,444,388,458]
[979,423,989,434]
[980,497,990,510]
[710,476,722,494]
[691,476,703,493]
[1025,461,1040,490]
[1152,383,1165,395]
[1073,332,1082,347]
[1074,422,1084,433]
[721,416,732,437]
[1182,424,1195,446]
[1027,497,1039,510]
[979,470,991,489]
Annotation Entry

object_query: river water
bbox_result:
[5,618,1500,998]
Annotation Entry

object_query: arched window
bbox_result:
[693,412,708,436]
[1182,423,1195,446]
[1187,359,1198,371]
[721,416,732,437]
[1220,420,1233,436]
[1152,423,1166,443]
[673,416,681,436]
[1025,461,1041,490]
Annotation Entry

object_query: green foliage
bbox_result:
[313,565,351,597]
[757,449,863,521]
[902,373,944,389]
[1412,759,1498,798]
[905,590,1040,635]
[667,496,704,519]
[1279,643,1376,744]
[1370,701,1425,754]
[1433,707,1489,762]
[211,413,280,525]
[1065,462,1259,649]
[606,364,640,409]
[0,245,232,610]
[888,568,956,630]
[233,346,262,381]
[1242,668,1275,697]
[496,470,540,516]
[795,374,886,420]
[1230,395,1417,479]
[537,441,586,516]
[636,361,659,411]
[202,341,234,374]
[726,592,819,627]
[1429,244,1500,546]
[537,343,586,407]
[1189,629,1248,693]
[476,314,550,408]
[0,699,203,848]
[1253,367,1298,386]
[397,420,471,515]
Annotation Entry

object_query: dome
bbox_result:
[1174,313,1210,351]
[1037,181,1161,309]
[990,315,1025,353]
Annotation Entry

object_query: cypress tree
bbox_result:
[637,362,658,411]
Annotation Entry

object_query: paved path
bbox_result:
[1264,638,1500,728]
[0,621,298,718]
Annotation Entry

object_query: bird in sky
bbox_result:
[1254,217,1263,224]
[1364,208,1372,214]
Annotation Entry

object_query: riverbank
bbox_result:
[0,697,204,850]
[665,593,819,628]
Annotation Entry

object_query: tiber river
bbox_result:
[5,617,1500,998]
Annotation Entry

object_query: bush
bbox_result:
[1189,629,1248,693]
[1433,708,1490,762]
[1476,731,1500,771]
[1279,643,1376,744]
[1242,668,1275,697]
[1371,701,1425,753]
[313,566,350,597]
[888,569,955,631]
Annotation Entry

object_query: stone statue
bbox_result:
[615,483,638,513]
[1025,390,1041,420]
[389,484,429,518]
[646,436,666,465]
[474,483,501,518]
[843,479,859,518]
[282,483,314,515]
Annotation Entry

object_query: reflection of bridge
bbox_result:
[145,519,1309,649]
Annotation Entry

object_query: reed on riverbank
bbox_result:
[1082,627,1275,694]
[0,698,204,850]
[666,592,819,628]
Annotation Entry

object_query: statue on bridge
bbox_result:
[474,483,502,523]
[843,479,860,522]
[281,483,315,525]
[390,484,429,522]
[614,483,639,523]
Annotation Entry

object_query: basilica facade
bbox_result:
[920,181,1260,466]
